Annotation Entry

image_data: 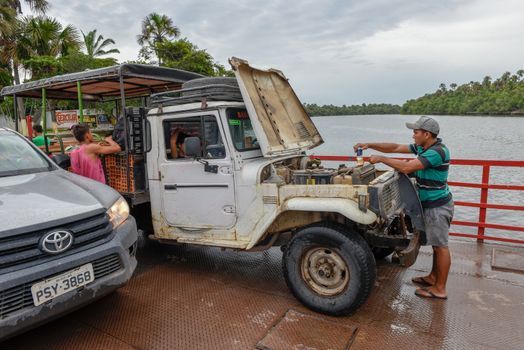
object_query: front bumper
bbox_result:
[0,217,138,341]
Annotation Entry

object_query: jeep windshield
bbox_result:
[0,130,54,177]
[227,108,260,151]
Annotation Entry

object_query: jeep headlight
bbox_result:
[107,197,129,228]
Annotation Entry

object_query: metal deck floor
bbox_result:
[3,240,523,350]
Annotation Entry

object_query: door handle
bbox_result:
[164,184,177,190]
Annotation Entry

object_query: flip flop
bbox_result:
[411,276,433,287]
[415,287,447,300]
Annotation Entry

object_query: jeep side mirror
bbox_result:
[184,136,218,174]
[51,153,71,169]
[184,136,202,157]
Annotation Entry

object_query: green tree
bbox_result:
[81,29,119,58]
[0,0,48,83]
[60,50,117,73]
[8,0,47,14]
[20,16,80,57]
[401,70,524,116]
[303,102,401,116]
[0,60,12,87]
[137,12,179,64]
[157,38,233,76]
[22,54,60,80]
[0,1,48,120]
[0,1,15,38]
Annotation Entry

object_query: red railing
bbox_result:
[310,155,524,245]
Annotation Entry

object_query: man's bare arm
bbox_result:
[353,143,412,154]
[87,136,121,156]
[369,155,424,174]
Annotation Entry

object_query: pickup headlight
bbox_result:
[107,197,129,228]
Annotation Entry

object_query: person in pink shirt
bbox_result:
[70,124,121,184]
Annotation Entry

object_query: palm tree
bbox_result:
[137,12,179,64]
[81,29,120,58]
[0,0,48,84]
[0,1,15,37]
[20,16,80,57]
[0,1,48,121]
[8,0,47,14]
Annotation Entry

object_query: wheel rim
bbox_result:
[300,247,350,296]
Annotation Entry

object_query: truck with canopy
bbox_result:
[1,59,424,316]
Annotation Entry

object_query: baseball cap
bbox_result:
[406,116,439,135]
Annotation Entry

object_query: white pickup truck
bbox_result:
[138,58,425,315]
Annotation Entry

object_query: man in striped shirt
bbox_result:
[354,116,454,300]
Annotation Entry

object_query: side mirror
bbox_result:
[51,153,71,169]
[184,136,202,157]
[184,136,218,174]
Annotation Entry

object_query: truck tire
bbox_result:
[282,223,376,316]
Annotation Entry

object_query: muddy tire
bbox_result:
[371,247,395,260]
[282,223,376,316]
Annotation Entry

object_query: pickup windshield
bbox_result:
[226,108,260,151]
[0,130,54,177]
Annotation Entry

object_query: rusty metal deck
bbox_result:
[3,240,523,349]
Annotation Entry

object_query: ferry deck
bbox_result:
[3,239,523,350]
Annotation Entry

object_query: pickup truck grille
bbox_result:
[0,212,113,271]
[381,180,401,216]
[369,173,402,218]
[0,254,122,320]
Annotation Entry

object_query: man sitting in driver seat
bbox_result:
[170,128,189,159]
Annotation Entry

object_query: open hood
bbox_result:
[229,57,323,157]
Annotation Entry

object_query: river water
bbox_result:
[309,114,524,243]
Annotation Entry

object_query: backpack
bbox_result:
[112,117,126,150]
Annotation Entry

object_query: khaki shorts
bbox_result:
[423,200,454,247]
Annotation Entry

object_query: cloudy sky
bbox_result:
[22,0,524,105]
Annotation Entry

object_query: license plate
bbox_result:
[31,264,95,306]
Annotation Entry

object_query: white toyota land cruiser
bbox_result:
[139,58,425,316]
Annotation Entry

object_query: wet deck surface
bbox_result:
[3,240,524,349]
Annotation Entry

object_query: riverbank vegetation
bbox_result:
[303,103,401,116]
[401,71,524,115]
[304,70,524,116]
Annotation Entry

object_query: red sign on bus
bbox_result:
[55,110,78,127]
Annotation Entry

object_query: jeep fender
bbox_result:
[282,197,378,225]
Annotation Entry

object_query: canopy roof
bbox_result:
[0,64,203,101]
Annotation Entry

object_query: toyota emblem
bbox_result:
[40,230,74,254]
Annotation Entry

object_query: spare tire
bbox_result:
[182,77,238,90]
[181,77,242,101]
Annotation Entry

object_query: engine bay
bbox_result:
[261,157,378,186]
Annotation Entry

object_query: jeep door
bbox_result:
[158,112,236,229]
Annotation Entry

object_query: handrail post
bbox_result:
[118,70,131,194]
[77,81,84,123]
[13,93,18,132]
[477,165,490,243]
[42,88,49,154]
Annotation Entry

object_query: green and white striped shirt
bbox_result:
[409,138,452,208]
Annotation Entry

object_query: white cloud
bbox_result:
[20,0,524,105]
